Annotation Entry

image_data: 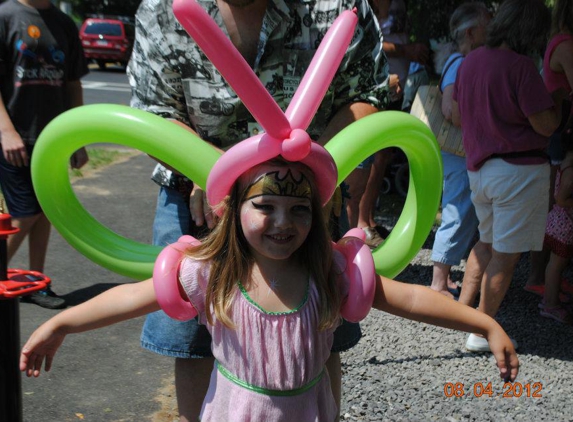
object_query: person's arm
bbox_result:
[66,79,89,169]
[317,101,379,145]
[528,108,560,138]
[372,276,519,381]
[20,279,160,377]
[383,41,429,65]
[0,94,28,167]
[555,167,573,208]
[451,99,461,127]
[441,85,455,122]
[550,39,573,95]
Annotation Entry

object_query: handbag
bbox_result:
[409,57,465,157]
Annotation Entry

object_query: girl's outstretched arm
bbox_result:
[372,276,519,381]
[20,279,160,377]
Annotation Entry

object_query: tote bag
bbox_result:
[409,58,465,157]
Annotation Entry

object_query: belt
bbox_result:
[489,150,549,161]
[216,361,324,397]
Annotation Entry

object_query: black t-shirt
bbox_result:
[0,0,88,144]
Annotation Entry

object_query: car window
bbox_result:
[84,23,123,37]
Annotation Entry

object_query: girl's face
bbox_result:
[240,194,312,264]
[240,194,312,263]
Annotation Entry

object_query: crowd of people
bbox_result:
[1,0,571,421]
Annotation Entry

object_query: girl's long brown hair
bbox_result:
[186,161,341,330]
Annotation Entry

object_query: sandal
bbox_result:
[539,302,572,324]
[524,284,571,303]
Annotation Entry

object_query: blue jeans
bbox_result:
[142,186,361,358]
[431,152,479,266]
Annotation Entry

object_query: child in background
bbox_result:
[20,155,518,421]
[542,134,573,324]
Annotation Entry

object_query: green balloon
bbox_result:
[31,104,221,280]
[326,111,443,278]
[32,106,442,281]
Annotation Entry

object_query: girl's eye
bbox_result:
[252,202,273,211]
[292,205,311,213]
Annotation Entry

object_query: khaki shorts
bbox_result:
[468,159,549,253]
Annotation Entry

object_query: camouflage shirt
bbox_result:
[128,0,389,187]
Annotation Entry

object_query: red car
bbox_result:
[79,18,135,69]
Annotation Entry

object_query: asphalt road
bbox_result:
[14,153,179,421]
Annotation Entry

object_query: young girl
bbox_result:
[542,136,573,324]
[20,156,519,421]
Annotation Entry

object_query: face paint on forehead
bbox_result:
[243,168,312,201]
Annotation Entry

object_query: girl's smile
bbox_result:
[240,195,312,263]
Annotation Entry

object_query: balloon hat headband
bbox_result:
[171,0,358,213]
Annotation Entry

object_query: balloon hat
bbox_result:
[30,0,443,282]
[170,0,354,212]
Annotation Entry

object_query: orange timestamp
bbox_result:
[443,382,543,398]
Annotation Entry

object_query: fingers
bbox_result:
[20,349,50,378]
[189,185,206,227]
[202,190,216,229]
[493,347,519,382]
[189,186,217,229]
[4,147,29,167]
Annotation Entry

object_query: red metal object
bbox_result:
[0,208,51,422]
[0,212,19,237]
[0,269,51,298]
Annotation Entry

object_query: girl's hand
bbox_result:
[486,328,519,382]
[19,323,66,377]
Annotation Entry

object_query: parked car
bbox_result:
[79,18,135,69]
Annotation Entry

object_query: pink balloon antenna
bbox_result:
[172,0,358,212]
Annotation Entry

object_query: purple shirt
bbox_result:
[453,47,554,171]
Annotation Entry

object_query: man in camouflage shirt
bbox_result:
[128,0,389,420]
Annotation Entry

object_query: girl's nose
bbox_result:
[273,209,292,228]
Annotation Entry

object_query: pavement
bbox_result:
[12,151,178,422]
[9,148,573,422]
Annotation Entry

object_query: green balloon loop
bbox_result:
[326,111,443,278]
[32,106,442,281]
[32,104,221,280]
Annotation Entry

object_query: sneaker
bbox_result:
[465,333,519,353]
[20,286,67,309]
[362,226,385,249]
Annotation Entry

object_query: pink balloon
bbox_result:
[172,0,291,140]
[153,235,199,321]
[334,229,376,323]
[285,10,358,130]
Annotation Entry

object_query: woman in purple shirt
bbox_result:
[451,0,562,352]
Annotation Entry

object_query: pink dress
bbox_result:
[544,166,573,258]
[179,257,346,421]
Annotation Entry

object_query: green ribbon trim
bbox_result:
[216,361,324,397]
[237,280,309,315]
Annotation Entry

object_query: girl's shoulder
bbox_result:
[180,256,212,287]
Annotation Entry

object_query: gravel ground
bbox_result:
[13,155,572,422]
[337,205,573,422]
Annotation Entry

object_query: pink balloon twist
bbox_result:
[172,0,358,210]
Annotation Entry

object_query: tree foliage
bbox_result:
[65,0,141,20]
[407,0,495,43]
[407,0,555,43]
